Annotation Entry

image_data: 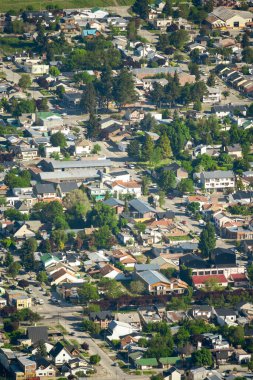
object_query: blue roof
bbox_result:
[82,29,97,37]
[129,199,156,214]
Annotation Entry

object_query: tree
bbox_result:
[4,251,14,267]
[36,340,48,357]
[158,190,166,208]
[90,354,101,365]
[82,319,101,335]
[132,0,149,19]
[113,69,137,109]
[92,144,101,154]
[141,135,154,162]
[242,33,250,49]
[207,73,216,87]
[5,169,31,188]
[79,283,99,303]
[188,62,200,80]
[130,280,145,294]
[36,98,49,111]
[140,114,157,132]
[18,74,32,89]
[191,348,213,367]
[127,140,140,160]
[187,202,200,214]
[169,30,189,49]
[86,113,101,139]
[193,100,202,112]
[63,189,91,220]
[91,225,116,249]
[37,271,48,284]
[199,222,216,259]
[50,132,66,149]
[89,203,118,231]
[150,82,165,109]
[7,262,21,278]
[177,178,194,194]
[159,170,176,192]
[80,82,97,114]
[49,66,60,77]
[51,230,67,250]
[96,65,113,108]
[141,176,150,196]
[242,47,253,63]
[158,133,172,158]
[163,0,173,16]
[56,85,65,98]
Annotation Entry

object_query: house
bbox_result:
[188,367,208,380]
[100,264,125,280]
[230,273,249,287]
[13,224,36,239]
[115,312,141,329]
[211,104,247,118]
[49,342,72,365]
[234,349,251,364]
[57,182,78,198]
[16,356,36,379]
[34,183,57,200]
[164,367,181,380]
[103,198,125,214]
[206,7,253,29]
[6,290,32,310]
[211,248,236,266]
[125,109,145,122]
[128,198,156,220]
[74,139,92,156]
[226,144,242,159]
[41,253,60,268]
[35,357,57,379]
[89,311,114,329]
[36,112,63,128]
[135,358,158,370]
[109,180,142,198]
[214,308,237,326]
[112,250,137,268]
[27,326,48,344]
[191,305,213,320]
[107,320,140,341]
[192,274,228,289]
[135,270,188,295]
[164,163,188,180]
[200,170,235,191]
[50,268,84,285]
[203,87,222,104]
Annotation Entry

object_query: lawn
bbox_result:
[0,37,35,54]
[0,0,133,12]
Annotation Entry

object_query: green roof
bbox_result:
[37,111,59,120]
[159,357,180,365]
[41,253,59,264]
[91,7,100,12]
[136,358,158,367]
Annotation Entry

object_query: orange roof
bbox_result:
[111,180,141,189]
[148,219,173,228]
[188,195,209,203]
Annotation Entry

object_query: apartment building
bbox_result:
[200,170,235,191]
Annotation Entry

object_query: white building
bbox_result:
[200,170,235,191]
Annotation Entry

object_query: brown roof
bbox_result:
[111,180,141,189]
[100,264,122,276]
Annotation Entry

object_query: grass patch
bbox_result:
[0,0,134,12]
[169,235,192,241]
[0,37,35,54]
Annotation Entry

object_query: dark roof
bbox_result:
[89,311,114,321]
[103,198,124,207]
[156,210,175,220]
[163,367,179,377]
[35,356,53,368]
[27,326,48,344]
[179,254,208,269]
[129,198,156,214]
[212,248,236,266]
[35,183,56,195]
[212,104,247,113]
[233,191,252,201]
[49,342,71,358]
[58,182,78,193]
[192,305,212,312]
[215,350,229,360]
[215,308,237,317]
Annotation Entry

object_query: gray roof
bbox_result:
[35,183,56,194]
[103,198,124,207]
[129,199,156,214]
[27,326,48,344]
[135,264,160,272]
[50,159,112,170]
[137,270,170,285]
[132,67,182,76]
[39,169,100,182]
[58,182,78,193]
[202,170,234,179]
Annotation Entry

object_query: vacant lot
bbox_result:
[0,0,133,12]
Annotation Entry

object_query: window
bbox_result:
[234,21,239,27]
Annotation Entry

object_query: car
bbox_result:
[51,297,56,302]
[38,299,44,305]
[28,288,33,294]
[69,332,75,336]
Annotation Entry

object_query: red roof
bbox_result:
[192,274,227,285]
[230,273,248,281]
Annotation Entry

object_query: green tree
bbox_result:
[18,74,32,89]
[49,66,60,77]
[92,144,101,154]
[141,176,150,196]
[4,251,14,267]
[242,47,253,63]
[191,348,213,367]
[132,0,149,19]
[51,230,67,250]
[36,340,48,358]
[141,135,154,162]
[159,170,176,192]
[187,202,200,214]
[169,30,189,49]
[207,73,216,87]
[130,280,145,294]
[177,178,194,194]
[5,169,31,188]
[113,69,137,109]
[127,140,141,160]
[50,131,66,149]
[188,62,200,80]
[79,283,99,303]
[163,0,173,16]
[91,225,115,249]
[56,85,65,98]
[82,319,101,335]
[158,133,172,158]
[36,271,48,284]
[90,354,101,364]
[199,222,216,259]
[140,114,157,132]
[158,190,166,208]
[80,82,97,114]
[86,113,101,139]
[63,189,91,220]
[89,203,118,231]
[96,65,113,108]
[7,261,21,278]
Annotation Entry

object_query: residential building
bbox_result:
[200,170,235,191]
[135,270,188,295]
